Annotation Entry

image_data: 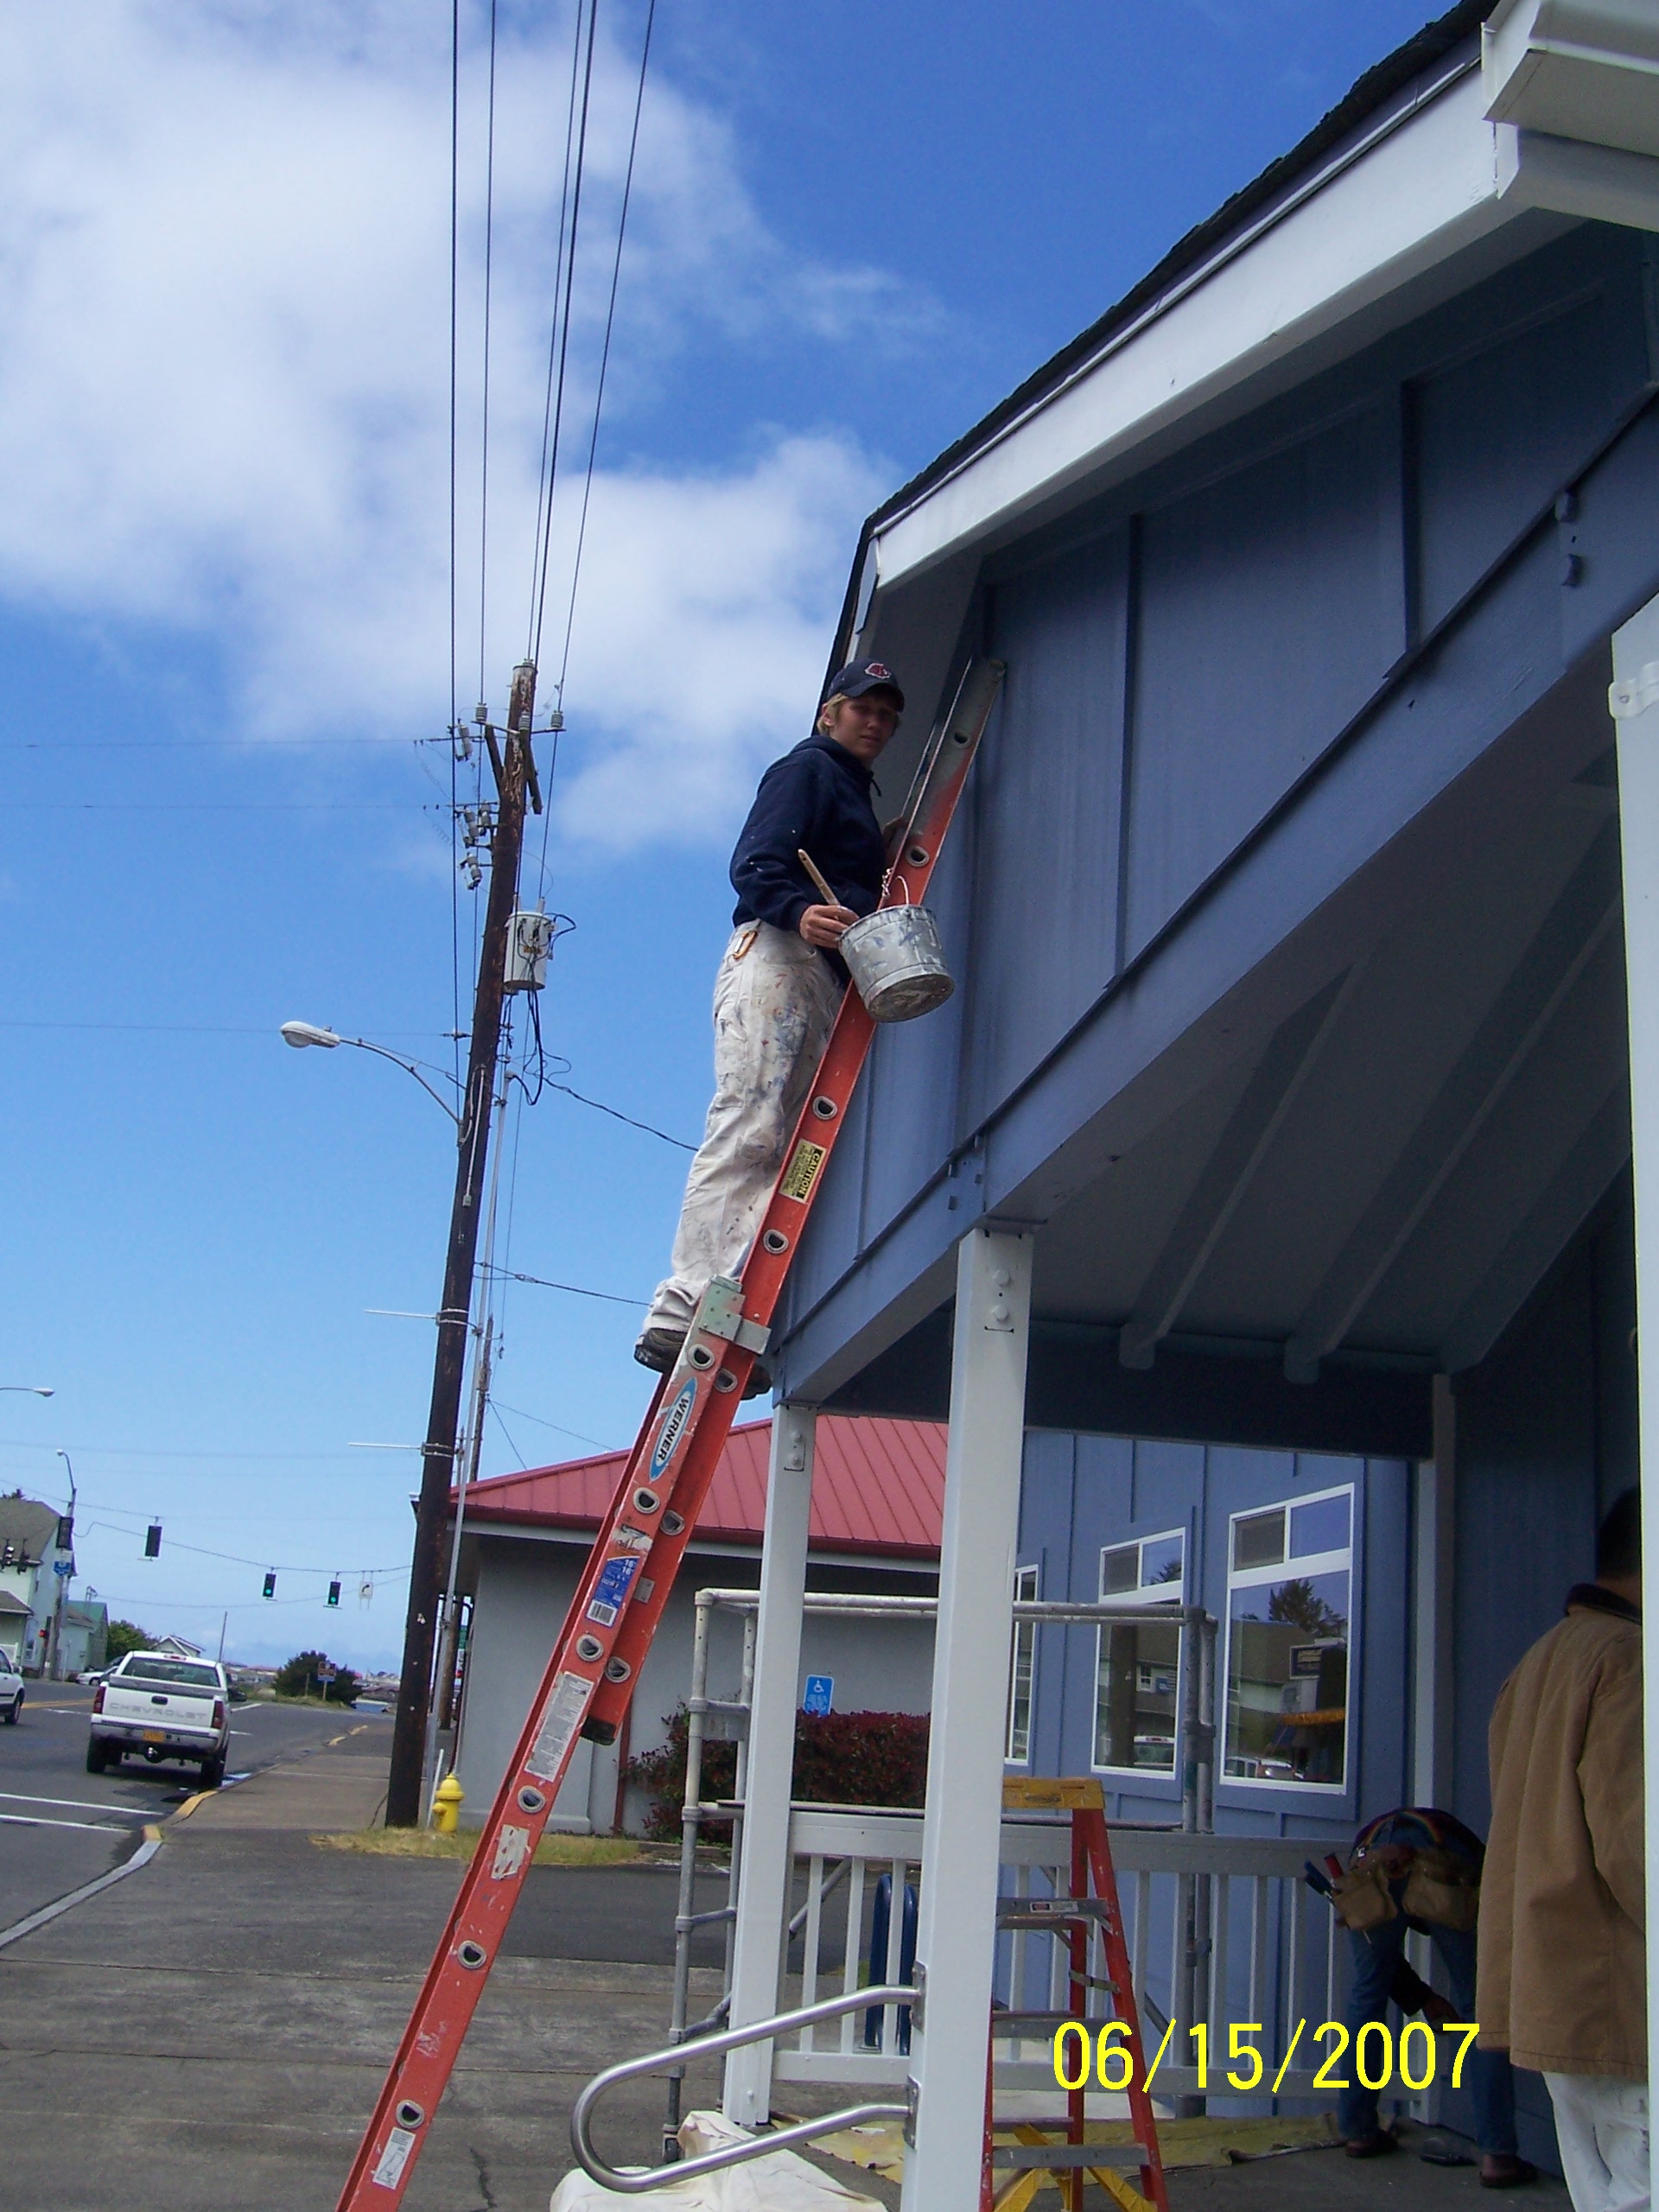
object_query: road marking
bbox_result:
[0,1810,129,1833]
[0,1789,148,1816]
[0,1832,163,1951]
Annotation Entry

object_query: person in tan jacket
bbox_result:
[1479,1487,1646,2211]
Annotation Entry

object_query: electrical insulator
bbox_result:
[144,1523,162,1559]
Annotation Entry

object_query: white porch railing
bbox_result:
[775,1810,1344,2104]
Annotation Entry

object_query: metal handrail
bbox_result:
[571,1984,916,2193]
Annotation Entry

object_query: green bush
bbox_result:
[105,1620,155,1663]
[273,1650,359,1704]
[625,1706,928,1844]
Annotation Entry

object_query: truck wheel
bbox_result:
[86,1738,108,1773]
[199,1755,226,1790]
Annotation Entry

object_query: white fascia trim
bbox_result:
[876,60,1512,588]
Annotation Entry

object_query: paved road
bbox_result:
[0,1686,362,1929]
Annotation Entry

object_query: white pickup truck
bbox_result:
[87,1651,230,1788]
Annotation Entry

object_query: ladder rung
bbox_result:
[998,1897,1113,1923]
[991,2144,1150,2171]
[990,2008,1118,2035]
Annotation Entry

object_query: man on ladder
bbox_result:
[633,660,906,1395]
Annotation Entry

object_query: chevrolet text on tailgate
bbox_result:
[87,1651,230,1789]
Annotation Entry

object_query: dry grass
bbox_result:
[312,1826,667,1867]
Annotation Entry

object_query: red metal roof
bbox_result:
[455,1415,945,1561]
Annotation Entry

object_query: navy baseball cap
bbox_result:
[825,658,905,710]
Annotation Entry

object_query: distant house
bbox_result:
[56,1599,108,1679]
[0,1493,72,1675]
[0,1590,29,1668]
[448,1415,944,1833]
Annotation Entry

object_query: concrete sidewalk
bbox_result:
[186,1714,392,1832]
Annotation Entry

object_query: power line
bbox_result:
[476,0,500,709]
[79,1519,409,1578]
[526,2,592,663]
[489,1399,607,1451]
[530,0,600,667]
[556,0,655,702]
[537,0,655,900]
[480,1264,646,1307]
[548,1080,694,1150]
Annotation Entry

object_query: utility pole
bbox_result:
[385,659,539,1826]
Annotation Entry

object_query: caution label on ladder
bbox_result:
[524,1673,594,1782]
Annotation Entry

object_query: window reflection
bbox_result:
[1224,1485,1353,1789]
[1094,1530,1185,1772]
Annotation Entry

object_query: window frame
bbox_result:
[1220,1480,1356,1796]
[1005,1562,1040,1766]
[1090,1526,1187,1778]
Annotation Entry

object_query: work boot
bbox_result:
[633,1325,686,1374]
[741,1362,773,1401]
[1345,2131,1398,2159]
[1479,2157,1538,2189]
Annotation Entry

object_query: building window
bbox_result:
[1006,1564,1039,1764]
[1223,1484,1353,1789]
[1093,1529,1185,1772]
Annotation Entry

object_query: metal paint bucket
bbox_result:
[840,903,954,1022]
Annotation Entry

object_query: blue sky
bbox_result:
[0,0,1442,1668]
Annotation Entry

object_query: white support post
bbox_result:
[1410,1375,1457,1811]
[901,1224,1033,2212]
[1408,1376,1456,2121]
[722,1403,817,2126]
[1611,598,1659,2191]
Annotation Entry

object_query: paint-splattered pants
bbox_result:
[643,922,843,1337]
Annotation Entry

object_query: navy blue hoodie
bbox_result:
[729,731,887,934]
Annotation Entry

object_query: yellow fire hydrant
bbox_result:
[433,1772,464,1835]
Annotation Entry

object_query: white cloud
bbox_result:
[0,2,899,847]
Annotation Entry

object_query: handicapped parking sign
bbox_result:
[802,1675,833,1716]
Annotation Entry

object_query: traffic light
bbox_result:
[144,1523,162,1559]
[327,1579,341,1608]
[262,1570,276,1599]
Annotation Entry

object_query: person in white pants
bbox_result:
[1480,1488,1645,2209]
[635,662,905,1395]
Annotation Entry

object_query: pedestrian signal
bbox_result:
[144,1523,162,1558]
[327,1579,341,1608]
[262,1570,276,1599]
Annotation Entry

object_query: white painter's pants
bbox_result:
[643,923,842,1337]
[1546,2074,1649,2212]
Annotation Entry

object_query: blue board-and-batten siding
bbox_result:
[1013,1433,1408,1846]
[779,225,1659,1391]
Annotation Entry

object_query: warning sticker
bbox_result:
[524,1672,594,1783]
[371,2126,417,2190]
[587,1553,641,1628]
[779,1140,827,1204]
[613,1523,653,1553]
[492,1824,531,1881]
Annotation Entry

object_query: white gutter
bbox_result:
[875,59,1509,588]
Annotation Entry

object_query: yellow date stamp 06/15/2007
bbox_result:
[1051,2018,1483,2096]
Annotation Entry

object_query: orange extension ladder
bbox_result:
[988,1778,1170,2212]
[335,658,1005,2210]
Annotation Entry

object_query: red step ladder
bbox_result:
[988,1779,1170,2212]
[336,658,1005,2210]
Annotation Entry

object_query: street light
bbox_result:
[279,1021,461,1127]
[0,1385,54,1396]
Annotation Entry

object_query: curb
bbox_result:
[0,1824,164,1951]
